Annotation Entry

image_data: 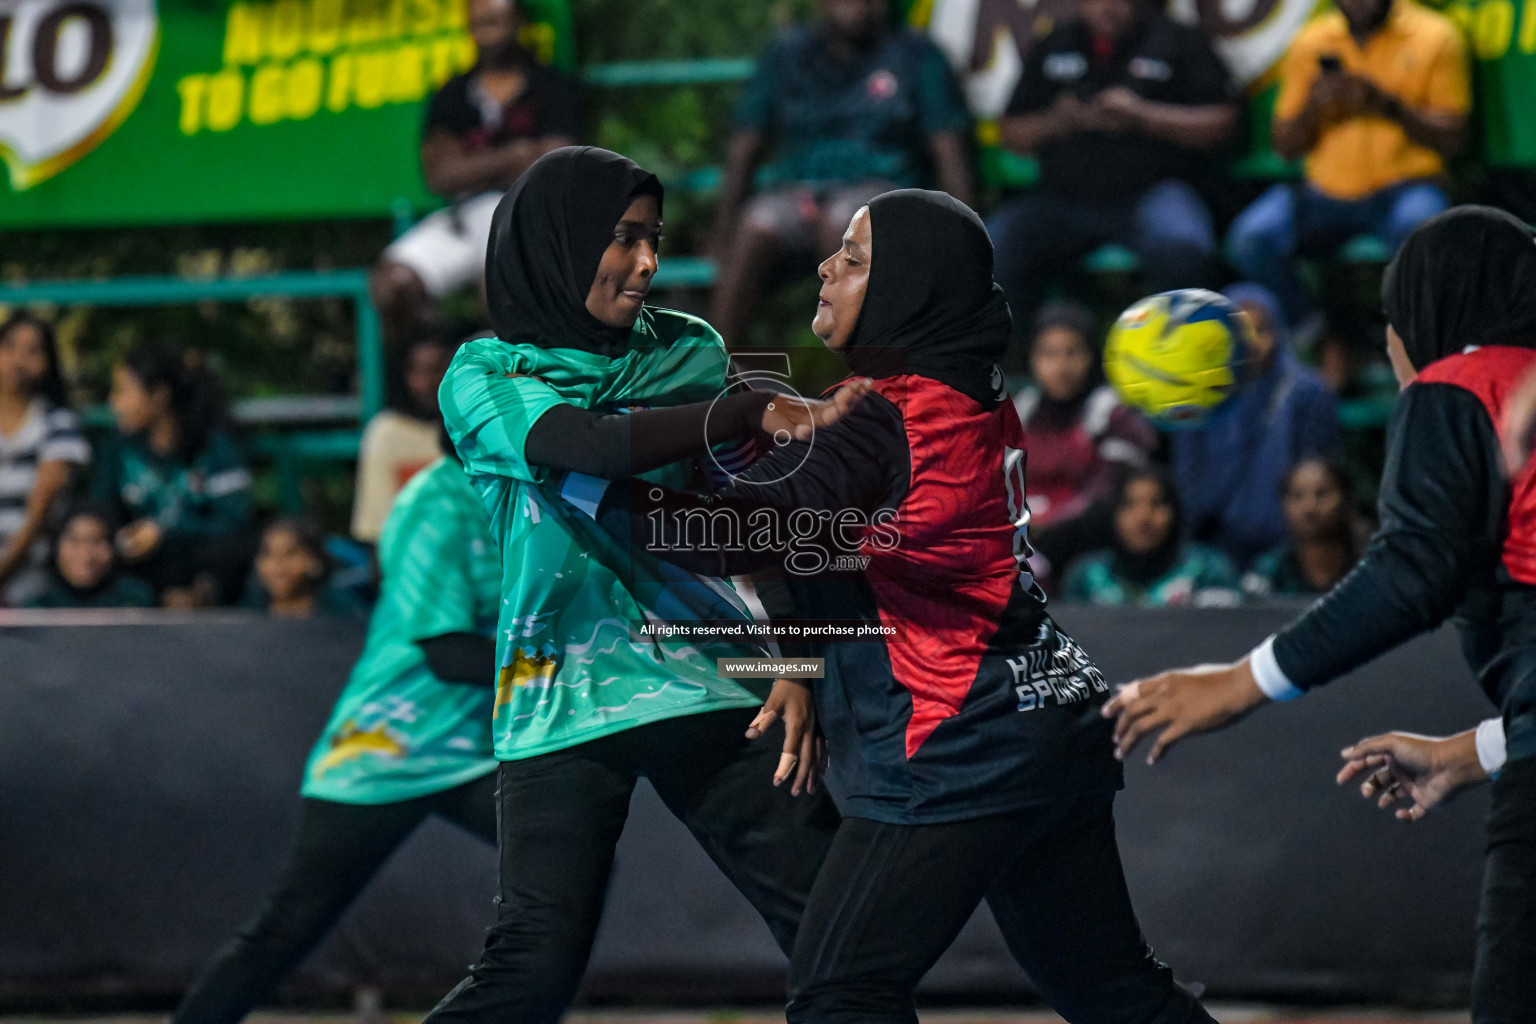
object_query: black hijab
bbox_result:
[484,146,663,357]
[842,189,1013,408]
[1111,467,1185,588]
[1382,204,1536,370]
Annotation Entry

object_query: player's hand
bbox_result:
[1102,658,1268,764]
[117,519,163,561]
[1336,728,1488,821]
[760,379,872,443]
[747,678,821,795]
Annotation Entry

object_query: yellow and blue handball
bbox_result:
[1104,289,1250,430]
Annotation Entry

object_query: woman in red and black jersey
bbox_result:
[1107,205,1536,1024]
[562,190,1214,1024]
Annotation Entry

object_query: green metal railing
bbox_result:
[0,270,385,419]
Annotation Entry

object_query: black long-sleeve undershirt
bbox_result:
[1273,383,1509,690]
[416,632,498,687]
[593,395,909,577]
[523,390,774,479]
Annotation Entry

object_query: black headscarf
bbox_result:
[484,146,663,357]
[1382,204,1536,370]
[841,189,1013,408]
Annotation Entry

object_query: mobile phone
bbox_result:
[1318,54,1343,73]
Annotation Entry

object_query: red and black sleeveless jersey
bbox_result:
[599,375,1122,824]
[1272,345,1536,759]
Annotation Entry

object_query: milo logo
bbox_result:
[0,0,159,190]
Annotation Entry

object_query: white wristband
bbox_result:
[1476,717,1507,779]
[559,472,610,520]
[1248,634,1303,702]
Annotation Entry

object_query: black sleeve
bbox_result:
[1170,26,1237,105]
[523,390,775,479]
[534,67,581,138]
[1272,383,1508,690]
[1005,34,1057,116]
[424,75,475,137]
[592,394,910,577]
[416,632,498,686]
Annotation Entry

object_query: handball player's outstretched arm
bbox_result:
[521,380,870,481]
[1106,381,1505,763]
[1335,718,1505,820]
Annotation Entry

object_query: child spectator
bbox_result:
[0,314,90,606]
[246,517,363,618]
[27,504,153,609]
[708,0,974,349]
[1242,457,1368,599]
[94,344,255,607]
[1225,0,1469,326]
[352,332,458,544]
[1012,303,1155,588]
[1173,283,1341,569]
[1063,467,1241,606]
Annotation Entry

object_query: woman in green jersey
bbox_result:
[426,147,860,1024]
[173,431,504,1024]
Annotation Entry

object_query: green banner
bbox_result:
[0,0,573,229]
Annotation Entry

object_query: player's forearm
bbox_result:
[524,392,774,480]
[418,632,498,686]
[1258,531,1467,696]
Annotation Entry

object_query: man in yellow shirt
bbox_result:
[1226,0,1470,326]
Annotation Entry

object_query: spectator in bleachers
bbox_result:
[246,517,362,618]
[26,504,153,609]
[1174,283,1341,568]
[990,0,1237,336]
[1242,457,1367,599]
[1012,302,1155,589]
[1062,466,1242,606]
[371,0,579,330]
[709,0,975,349]
[1225,0,1469,327]
[94,344,255,607]
[0,314,90,607]
[352,331,457,544]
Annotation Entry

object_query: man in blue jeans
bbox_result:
[991,0,1237,340]
[1226,0,1469,326]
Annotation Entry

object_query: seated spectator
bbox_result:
[1012,302,1155,588]
[709,0,974,349]
[1226,0,1469,327]
[245,517,364,618]
[991,0,1237,336]
[371,0,578,330]
[1063,467,1241,607]
[1242,457,1368,599]
[94,344,255,607]
[0,314,90,606]
[27,504,153,609]
[1173,283,1341,568]
[352,331,457,544]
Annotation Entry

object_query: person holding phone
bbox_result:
[1226,0,1470,330]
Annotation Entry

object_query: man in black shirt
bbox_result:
[990,0,1236,336]
[371,0,579,329]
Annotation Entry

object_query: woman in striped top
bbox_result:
[0,315,90,606]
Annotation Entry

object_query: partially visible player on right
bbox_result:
[1105,205,1536,1024]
